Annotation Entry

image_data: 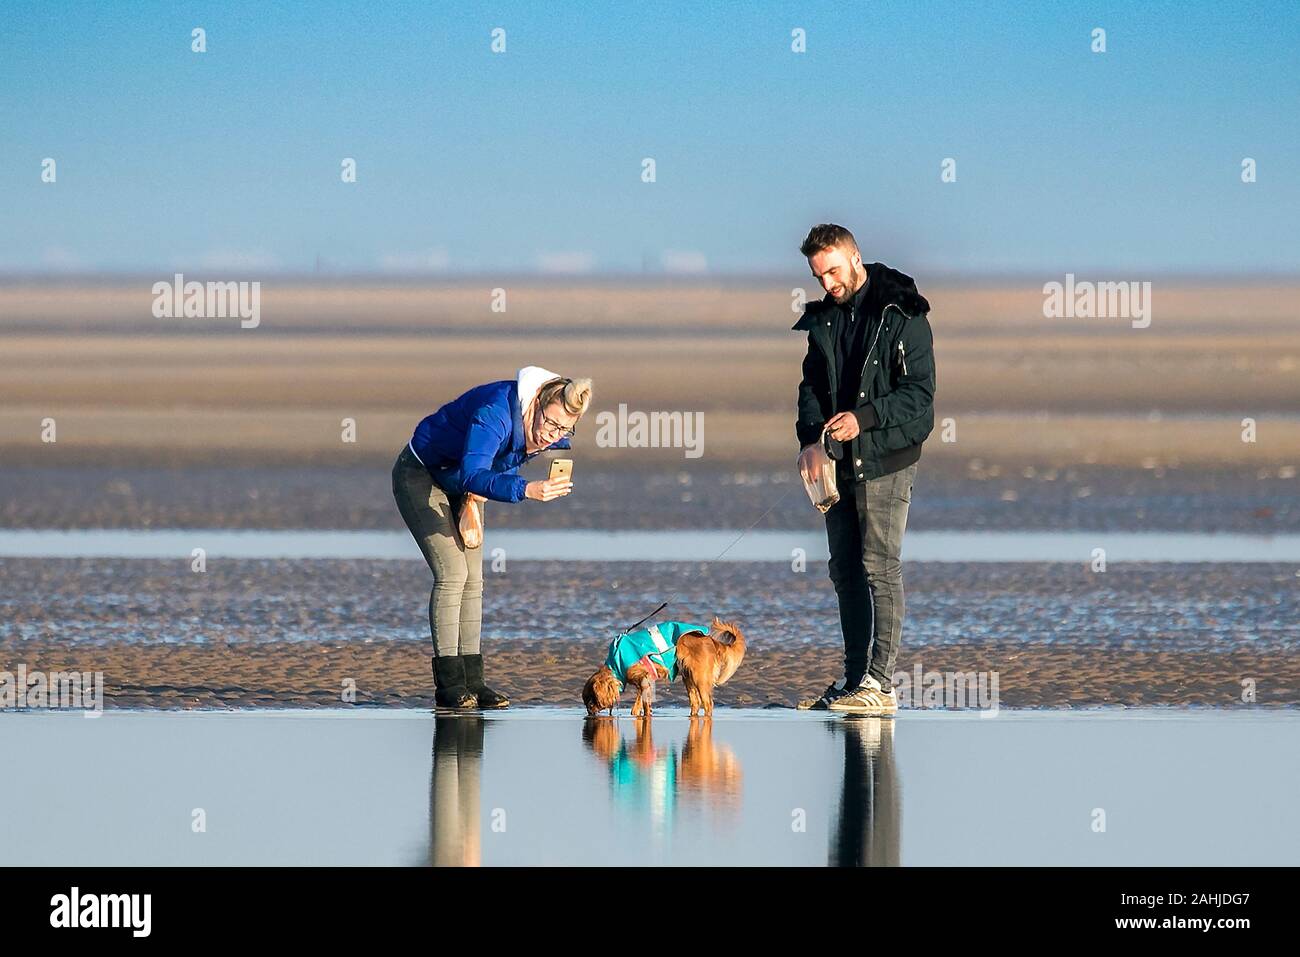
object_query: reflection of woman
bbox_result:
[429,716,485,866]
[393,366,593,708]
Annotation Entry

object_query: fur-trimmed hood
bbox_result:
[792,261,930,330]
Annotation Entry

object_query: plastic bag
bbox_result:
[458,494,485,549]
[800,429,841,513]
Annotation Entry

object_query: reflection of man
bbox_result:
[831,717,900,866]
[794,224,936,714]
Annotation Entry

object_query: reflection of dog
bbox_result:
[582,617,746,717]
[581,718,743,823]
[581,716,622,761]
[582,716,662,768]
[678,719,742,801]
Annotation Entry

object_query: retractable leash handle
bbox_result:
[822,424,839,460]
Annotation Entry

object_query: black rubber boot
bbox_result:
[462,654,509,709]
[432,655,477,709]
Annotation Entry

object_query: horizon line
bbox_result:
[3,269,1299,286]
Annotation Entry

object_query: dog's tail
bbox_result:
[707,615,746,686]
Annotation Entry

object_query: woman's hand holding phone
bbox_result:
[527,459,574,502]
[525,477,573,501]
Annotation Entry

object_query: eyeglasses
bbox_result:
[540,413,577,439]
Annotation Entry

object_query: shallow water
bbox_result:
[3,528,1299,561]
[2,708,1296,865]
[5,462,1297,534]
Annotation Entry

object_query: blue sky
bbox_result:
[2,0,1297,276]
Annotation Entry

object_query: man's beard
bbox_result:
[832,263,864,303]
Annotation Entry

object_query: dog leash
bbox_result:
[616,482,797,634]
[617,601,668,637]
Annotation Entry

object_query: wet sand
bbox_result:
[3,558,1296,709]
[5,634,1296,710]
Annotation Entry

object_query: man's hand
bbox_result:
[825,412,860,442]
[525,478,573,502]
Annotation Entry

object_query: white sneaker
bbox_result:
[797,676,855,710]
[827,675,898,715]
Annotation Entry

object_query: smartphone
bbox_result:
[548,458,573,483]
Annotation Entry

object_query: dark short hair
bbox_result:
[800,223,858,258]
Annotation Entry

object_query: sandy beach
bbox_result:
[2,279,1297,712]
[2,280,1298,535]
[3,280,1299,472]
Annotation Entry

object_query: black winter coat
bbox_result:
[793,262,937,481]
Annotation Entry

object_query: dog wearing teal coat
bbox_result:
[583,616,747,718]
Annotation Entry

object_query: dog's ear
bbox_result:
[584,666,619,714]
[582,671,601,714]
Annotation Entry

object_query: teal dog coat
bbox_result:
[604,620,708,688]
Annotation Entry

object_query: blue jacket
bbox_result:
[407,366,572,503]
[604,621,708,687]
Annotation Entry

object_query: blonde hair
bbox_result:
[536,376,593,418]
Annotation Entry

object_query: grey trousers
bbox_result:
[824,462,918,692]
[391,444,484,656]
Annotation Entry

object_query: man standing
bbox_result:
[794,224,936,714]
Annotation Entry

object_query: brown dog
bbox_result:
[582,616,746,718]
